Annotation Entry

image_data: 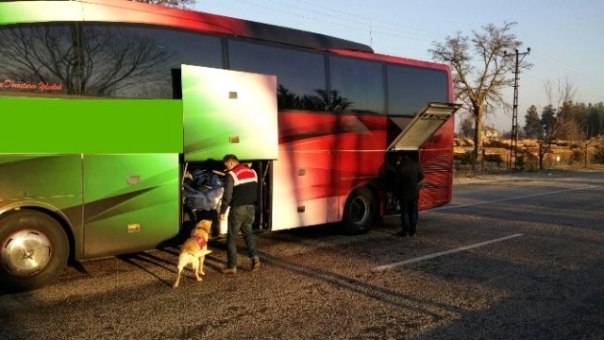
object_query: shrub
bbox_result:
[592,146,604,164]
[569,149,583,164]
[484,154,504,167]
[515,155,524,170]
[485,140,508,148]
[454,151,476,166]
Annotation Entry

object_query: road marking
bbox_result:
[431,185,600,211]
[372,233,524,271]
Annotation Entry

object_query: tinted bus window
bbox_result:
[0,23,223,99]
[329,56,384,114]
[0,24,74,97]
[80,24,223,98]
[387,64,448,116]
[227,39,326,111]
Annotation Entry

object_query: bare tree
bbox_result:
[429,22,532,166]
[544,78,575,114]
[537,79,581,169]
[544,78,582,141]
[0,24,176,97]
[80,25,176,96]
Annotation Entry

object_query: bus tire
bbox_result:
[342,187,377,235]
[0,210,69,292]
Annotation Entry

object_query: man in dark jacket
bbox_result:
[394,154,424,237]
[219,154,260,274]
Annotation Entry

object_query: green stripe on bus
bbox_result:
[0,97,183,153]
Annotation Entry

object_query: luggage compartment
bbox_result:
[382,102,462,214]
[174,64,278,238]
[181,159,273,238]
[383,150,420,215]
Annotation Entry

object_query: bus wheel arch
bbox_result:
[342,186,379,235]
[0,208,71,292]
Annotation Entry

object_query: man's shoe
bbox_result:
[221,267,237,275]
[396,231,408,237]
[251,259,261,272]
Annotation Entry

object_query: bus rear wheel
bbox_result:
[0,210,69,292]
[342,187,377,235]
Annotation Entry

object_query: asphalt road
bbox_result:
[1,170,603,340]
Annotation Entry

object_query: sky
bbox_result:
[194,0,604,132]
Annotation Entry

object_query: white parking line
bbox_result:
[372,233,524,271]
[431,185,600,211]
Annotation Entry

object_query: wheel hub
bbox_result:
[349,196,369,224]
[1,229,52,277]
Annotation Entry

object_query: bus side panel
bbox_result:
[271,149,339,230]
[418,148,453,210]
[418,118,455,210]
[82,154,179,258]
[270,113,388,231]
[322,114,389,222]
[0,154,84,257]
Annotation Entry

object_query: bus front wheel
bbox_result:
[0,210,69,292]
[342,187,377,235]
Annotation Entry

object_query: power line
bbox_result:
[534,51,601,82]
[531,52,601,85]
[222,0,444,46]
[262,0,440,43]
[263,0,376,29]
[283,0,446,39]
[231,0,372,34]
[263,0,601,103]
[270,0,443,40]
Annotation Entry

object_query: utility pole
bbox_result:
[504,47,531,170]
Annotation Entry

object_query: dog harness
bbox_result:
[194,235,207,248]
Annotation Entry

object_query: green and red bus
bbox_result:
[0,0,460,291]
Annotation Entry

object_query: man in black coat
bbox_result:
[394,154,424,237]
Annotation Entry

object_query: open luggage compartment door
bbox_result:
[387,102,462,151]
[180,64,278,162]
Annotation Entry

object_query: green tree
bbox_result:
[429,22,532,167]
[537,103,581,170]
[540,105,557,134]
[587,102,604,137]
[543,78,581,140]
[532,79,604,169]
[523,105,542,138]
[537,104,557,170]
[460,115,474,138]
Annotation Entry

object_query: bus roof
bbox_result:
[0,0,374,53]
[0,0,450,71]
